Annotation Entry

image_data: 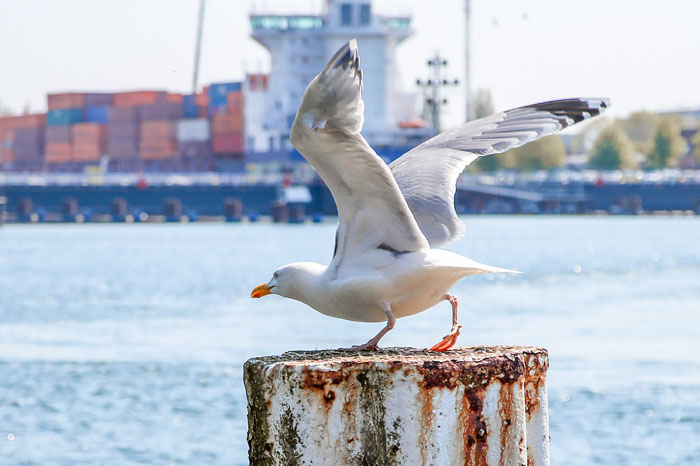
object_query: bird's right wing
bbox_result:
[291,40,429,274]
[390,98,610,247]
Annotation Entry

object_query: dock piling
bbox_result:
[244,346,549,465]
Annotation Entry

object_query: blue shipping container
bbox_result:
[46,108,84,126]
[184,104,200,119]
[183,94,197,106]
[86,106,110,124]
[208,82,242,108]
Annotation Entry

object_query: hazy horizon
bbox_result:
[1,0,699,128]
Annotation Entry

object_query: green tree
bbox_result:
[618,111,658,153]
[502,135,566,171]
[691,130,700,164]
[646,117,685,168]
[589,124,636,169]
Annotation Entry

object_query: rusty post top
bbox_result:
[247,345,547,366]
[245,346,548,387]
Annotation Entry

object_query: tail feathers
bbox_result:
[463,259,521,275]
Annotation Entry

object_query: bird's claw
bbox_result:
[429,325,462,352]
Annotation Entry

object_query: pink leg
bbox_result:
[341,306,395,351]
[429,294,462,352]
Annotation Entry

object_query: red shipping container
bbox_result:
[72,123,105,144]
[212,133,243,153]
[48,93,86,110]
[140,140,176,160]
[140,120,174,141]
[166,93,184,103]
[0,147,13,163]
[226,92,244,112]
[114,91,167,107]
[14,114,46,129]
[46,142,72,163]
[211,114,243,133]
[195,87,209,107]
[73,143,103,161]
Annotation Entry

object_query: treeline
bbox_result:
[468,90,700,171]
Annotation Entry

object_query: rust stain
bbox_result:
[301,367,346,410]
[458,384,489,466]
[418,386,434,466]
[498,380,516,466]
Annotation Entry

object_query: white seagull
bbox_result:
[252,40,608,351]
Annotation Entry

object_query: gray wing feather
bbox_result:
[390,98,610,247]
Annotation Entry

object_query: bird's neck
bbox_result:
[287,263,327,309]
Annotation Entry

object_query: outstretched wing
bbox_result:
[390,98,610,247]
[290,40,428,274]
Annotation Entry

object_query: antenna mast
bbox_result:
[192,0,206,94]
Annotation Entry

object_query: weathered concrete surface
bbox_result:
[244,346,549,466]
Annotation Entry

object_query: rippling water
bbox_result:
[1,217,699,465]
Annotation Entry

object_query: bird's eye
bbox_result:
[273,272,279,279]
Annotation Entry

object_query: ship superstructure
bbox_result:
[249,0,418,151]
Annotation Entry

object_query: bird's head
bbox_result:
[250,262,325,301]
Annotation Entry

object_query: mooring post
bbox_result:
[244,346,549,465]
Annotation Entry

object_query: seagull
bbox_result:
[251,39,608,351]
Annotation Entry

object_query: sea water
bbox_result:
[0,217,698,465]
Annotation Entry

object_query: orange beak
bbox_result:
[251,283,272,298]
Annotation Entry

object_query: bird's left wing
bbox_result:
[390,98,610,247]
[290,40,429,271]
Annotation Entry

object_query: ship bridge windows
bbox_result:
[341,4,353,26]
[360,4,371,25]
[250,15,323,31]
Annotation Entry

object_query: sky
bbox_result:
[1,0,699,129]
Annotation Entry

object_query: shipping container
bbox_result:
[212,133,244,153]
[108,106,140,123]
[13,128,44,161]
[48,93,86,110]
[140,140,176,159]
[47,108,83,126]
[184,104,201,119]
[183,95,200,119]
[1,114,46,129]
[73,143,103,161]
[13,127,44,145]
[72,123,105,144]
[86,105,110,123]
[226,92,244,112]
[166,93,184,103]
[114,91,167,107]
[211,114,243,133]
[140,120,174,141]
[0,147,13,163]
[45,125,72,143]
[208,82,242,108]
[140,102,184,121]
[196,87,210,107]
[107,122,139,142]
[84,93,114,107]
[107,140,139,159]
[176,119,209,142]
[178,140,212,158]
[45,142,72,163]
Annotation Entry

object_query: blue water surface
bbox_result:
[1,217,699,465]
